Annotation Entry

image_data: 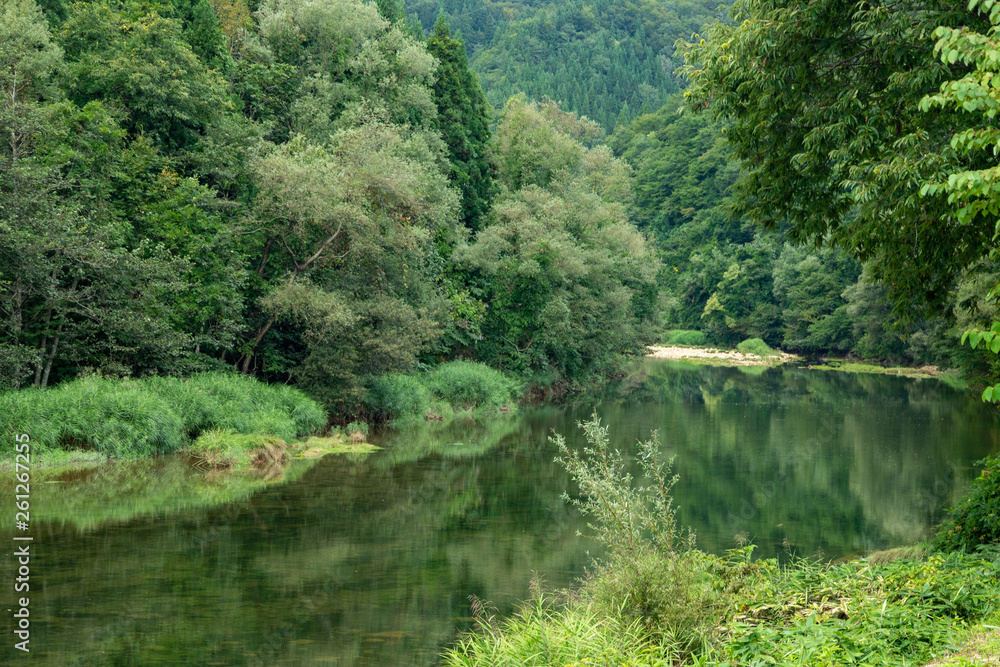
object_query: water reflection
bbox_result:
[2,361,997,665]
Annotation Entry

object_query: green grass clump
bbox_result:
[444,588,677,666]
[0,373,326,459]
[190,428,287,468]
[184,373,326,441]
[364,373,432,421]
[0,376,184,458]
[737,337,778,357]
[665,329,708,346]
[424,361,518,411]
[698,551,999,666]
[934,454,1000,552]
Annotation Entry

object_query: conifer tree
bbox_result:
[426,16,495,230]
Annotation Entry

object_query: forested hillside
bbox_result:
[0,0,659,414]
[406,0,722,131]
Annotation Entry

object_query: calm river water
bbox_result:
[3,360,998,665]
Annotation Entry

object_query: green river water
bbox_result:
[3,360,998,665]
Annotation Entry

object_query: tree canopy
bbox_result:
[680,0,997,317]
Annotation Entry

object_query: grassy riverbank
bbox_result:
[0,373,328,465]
[444,416,1000,667]
[0,360,521,468]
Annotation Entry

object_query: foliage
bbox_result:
[736,337,777,358]
[0,373,325,458]
[426,16,496,231]
[443,587,678,666]
[59,1,234,152]
[552,415,729,653]
[934,455,1000,552]
[458,98,659,383]
[695,552,1000,666]
[242,120,458,403]
[423,360,518,411]
[664,330,708,346]
[680,0,996,318]
[460,0,724,131]
[363,372,432,422]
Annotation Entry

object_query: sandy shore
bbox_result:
[645,345,798,366]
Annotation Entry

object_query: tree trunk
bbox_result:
[40,326,61,388]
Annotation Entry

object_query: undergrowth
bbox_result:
[664,330,708,346]
[0,373,326,459]
[364,360,519,422]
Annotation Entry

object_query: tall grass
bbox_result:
[364,361,519,423]
[364,373,432,422]
[736,337,778,357]
[664,329,708,346]
[444,586,677,666]
[0,373,326,459]
[423,361,518,410]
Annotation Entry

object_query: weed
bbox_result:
[364,373,431,421]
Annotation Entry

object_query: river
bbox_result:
[3,359,998,665]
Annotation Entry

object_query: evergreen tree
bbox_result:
[426,16,495,230]
[375,0,404,24]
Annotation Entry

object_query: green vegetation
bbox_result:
[736,338,777,358]
[424,360,518,411]
[0,0,659,419]
[664,330,708,346]
[444,416,1000,666]
[934,455,1000,553]
[447,590,677,666]
[0,373,325,459]
[364,360,518,423]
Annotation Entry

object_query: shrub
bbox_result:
[737,337,777,357]
[423,361,518,411]
[665,329,708,346]
[553,415,728,656]
[345,421,369,439]
[933,454,1000,552]
[364,373,431,422]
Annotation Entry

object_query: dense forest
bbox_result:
[0,0,665,416]
[3,0,1000,421]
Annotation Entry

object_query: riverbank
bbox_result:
[646,345,964,384]
[444,414,1000,667]
[647,344,798,366]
